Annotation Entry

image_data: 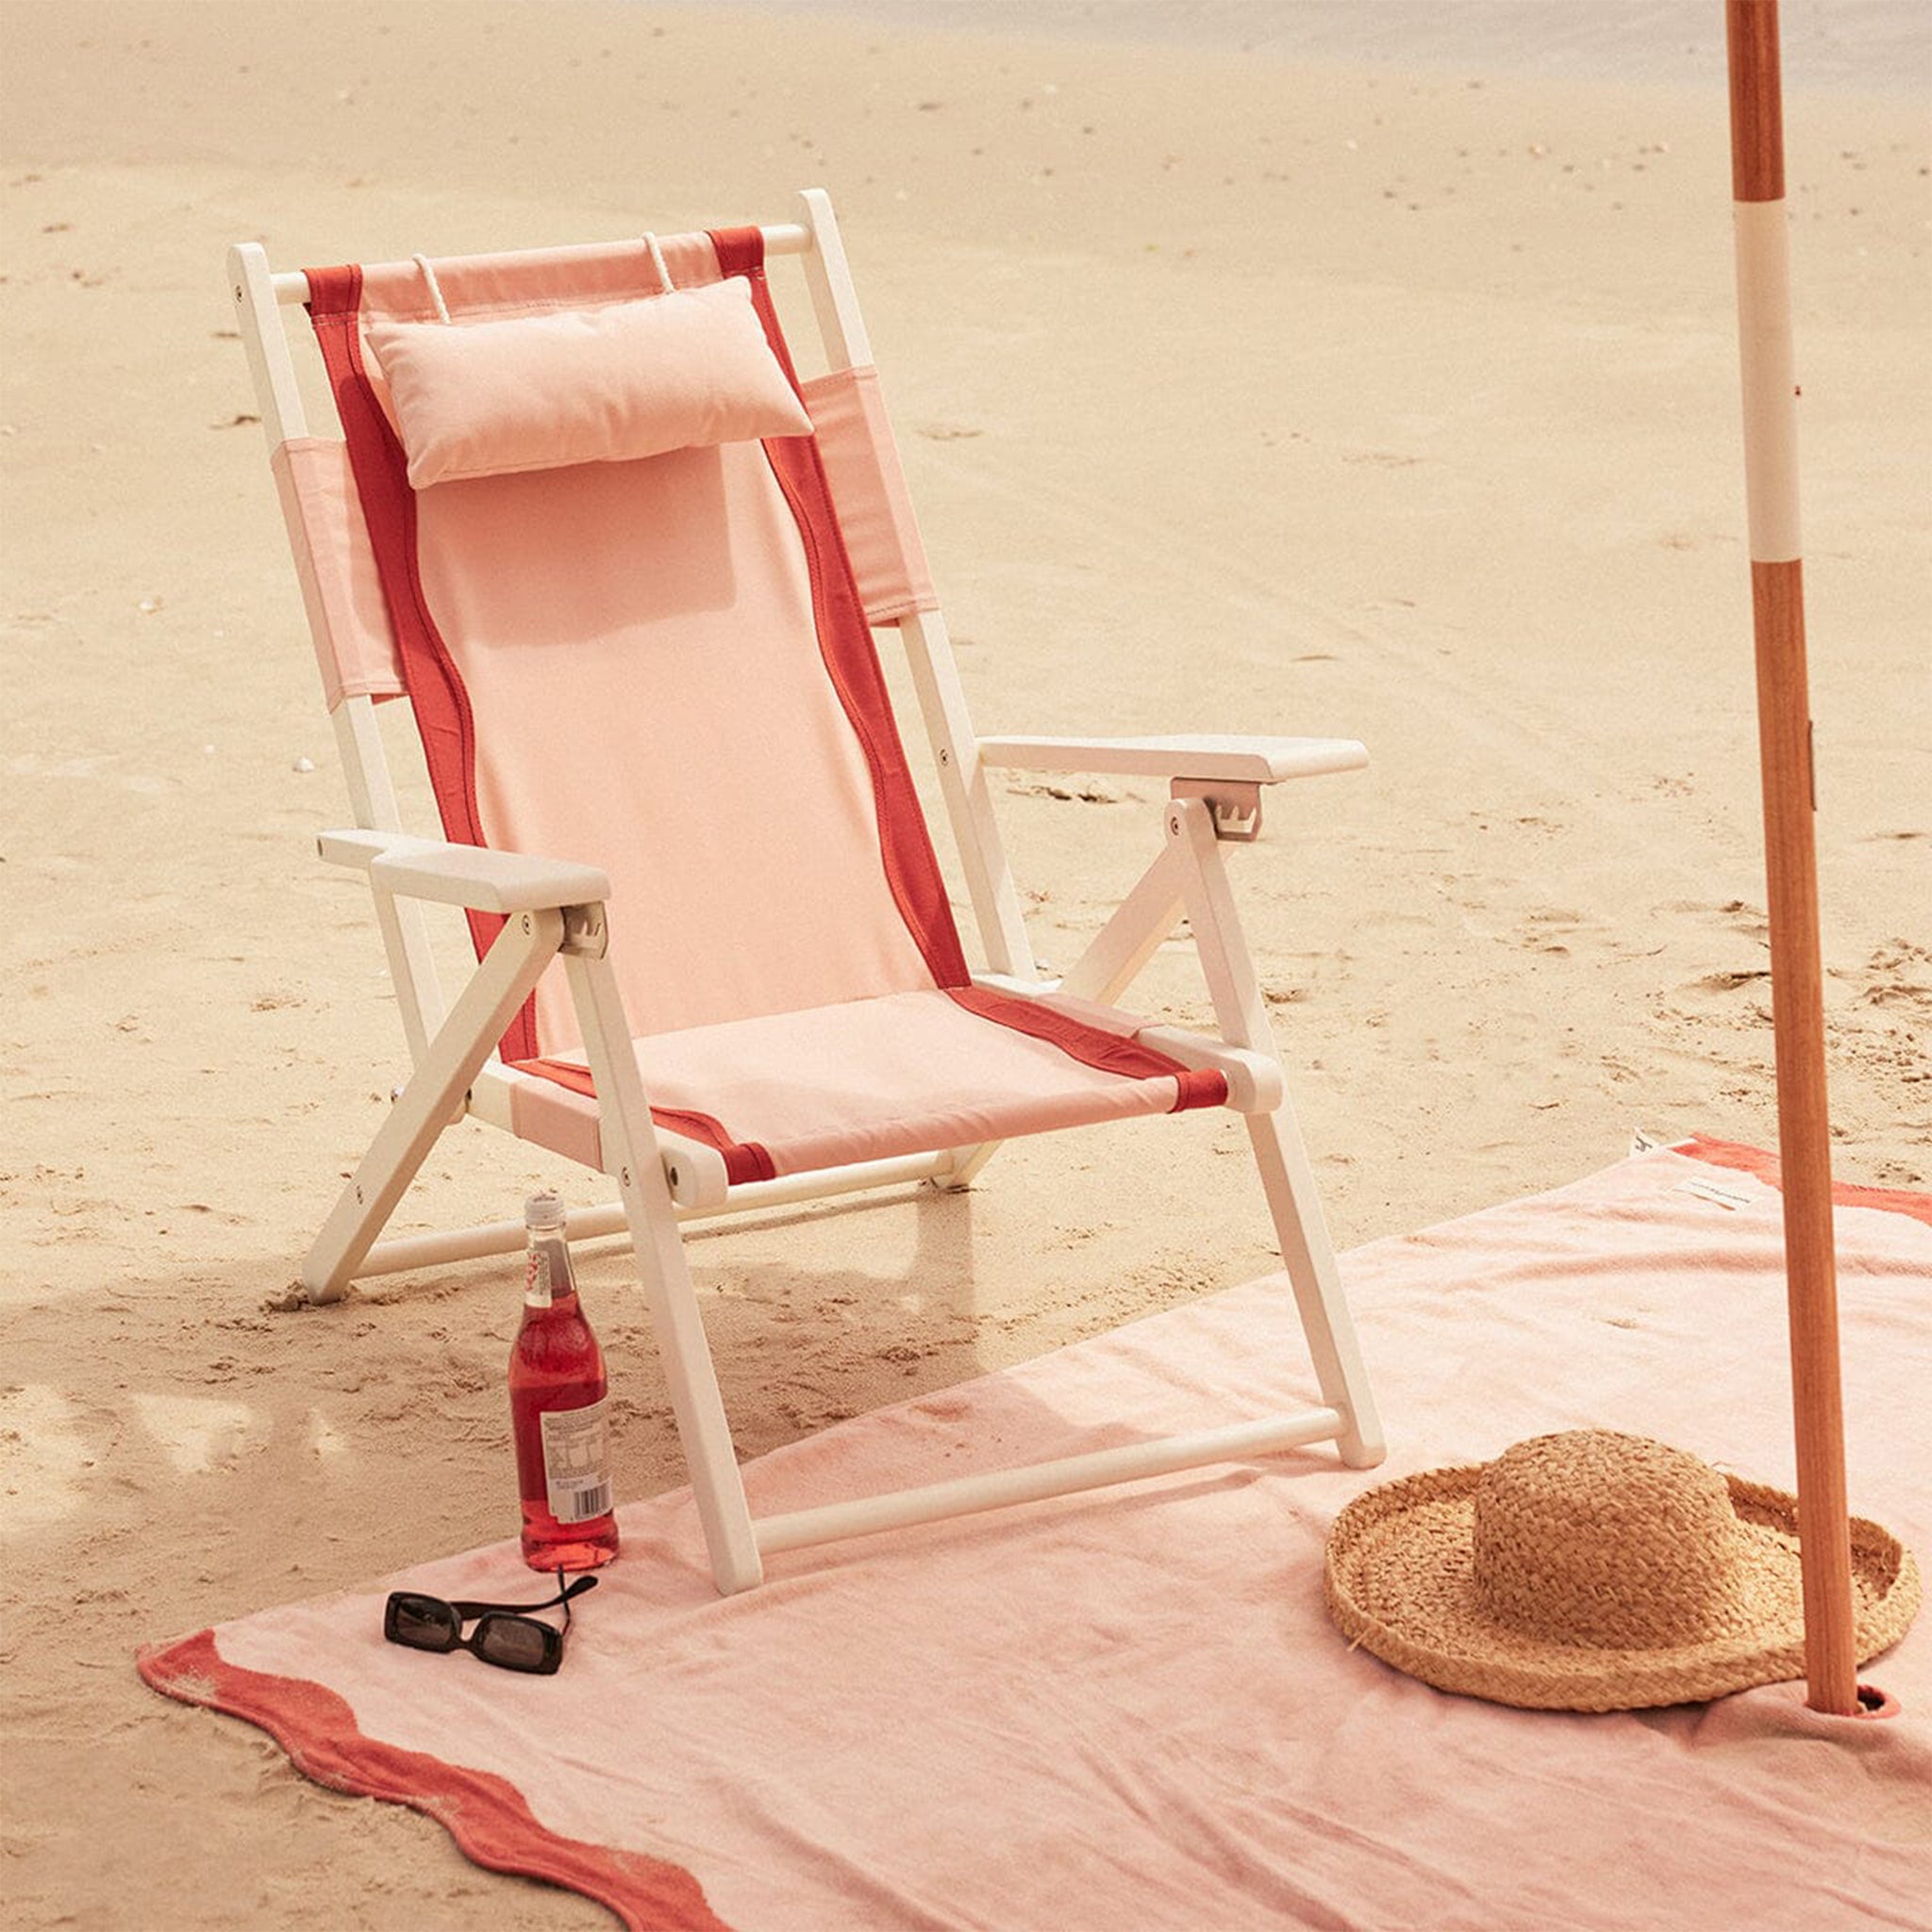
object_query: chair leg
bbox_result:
[1165,795,1385,1468]
[300,908,567,1304]
[1246,1102,1385,1468]
[562,945,764,1594]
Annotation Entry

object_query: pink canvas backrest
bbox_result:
[293,229,966,1063]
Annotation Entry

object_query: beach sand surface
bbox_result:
[1,3,1925,1925]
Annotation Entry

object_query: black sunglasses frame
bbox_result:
[383,1573,599,1675]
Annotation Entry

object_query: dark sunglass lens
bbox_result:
[474,1614,559,1674]
[386,1594,460,1651]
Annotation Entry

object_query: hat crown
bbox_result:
[1472,1431,1753,1648]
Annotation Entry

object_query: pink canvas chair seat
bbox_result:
[509,986,1228,1182]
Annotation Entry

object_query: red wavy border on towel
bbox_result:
[1681,1135,1932,1228]
[136,1629,734,1932]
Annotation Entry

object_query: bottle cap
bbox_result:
[524,1191,565,1231]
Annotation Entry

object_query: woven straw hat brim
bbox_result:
[1324,1463,1922,1712]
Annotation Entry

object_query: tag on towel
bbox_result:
[1681,1176,1755,1211]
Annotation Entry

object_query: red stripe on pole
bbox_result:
[1725,0,1787,201]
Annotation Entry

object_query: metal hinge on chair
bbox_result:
[559,904,609,958]
[1170,777,1262,841]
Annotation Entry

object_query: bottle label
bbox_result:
[539,1398,614,1524]
[524,1239,564,1308]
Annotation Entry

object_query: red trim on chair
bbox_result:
[943,987,1229,1113]
[304,266,539,1064]
[709,226,973,994]
[515,1058,776,1186]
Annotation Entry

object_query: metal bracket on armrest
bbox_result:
[559,904,609,959]
[1171,777,1262,842]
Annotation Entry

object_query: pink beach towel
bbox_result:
[142,1146,1932,1931]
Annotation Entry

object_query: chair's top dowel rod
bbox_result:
[269,222,812,306]
[762,222,811,257]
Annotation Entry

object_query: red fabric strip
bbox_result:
[137,1629,733,1932]
[1679,1135,1932,1228]
[515,1058,776,1185]
[944,987,1228,1113]
[304,267,538,1064]
[708,225,972,994]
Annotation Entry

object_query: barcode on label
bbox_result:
[541,1397,613,1523]
[555,1480,612,1524]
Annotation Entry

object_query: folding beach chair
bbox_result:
[228,191,1385,1592]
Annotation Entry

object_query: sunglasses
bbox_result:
[382,1573,598,1674]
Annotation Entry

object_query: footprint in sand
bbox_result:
[1690,968,1773,993]
[1858,938,1932,1016]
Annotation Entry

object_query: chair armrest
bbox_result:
[976,733,1367,785]
[317,829,611,914]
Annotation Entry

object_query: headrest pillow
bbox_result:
[364,276,812,490]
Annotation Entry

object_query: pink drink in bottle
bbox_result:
[509,1192,619,1571]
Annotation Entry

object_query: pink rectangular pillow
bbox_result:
[364,277,813,489]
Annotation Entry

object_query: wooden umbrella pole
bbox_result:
[1723,0,1858,1715]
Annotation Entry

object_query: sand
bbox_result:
[1,3,1925,1925]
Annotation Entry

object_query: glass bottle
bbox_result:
[508,1191,619,1572]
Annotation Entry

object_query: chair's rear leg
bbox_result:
[1166,797,1385,1468]
[562,938,763,1595]
[1245,1103,1385,1467]
[302,908,567,1303]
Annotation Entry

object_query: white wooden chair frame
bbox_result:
[228,191,1384,1593]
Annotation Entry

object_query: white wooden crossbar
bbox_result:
[355,1151,959,1277]
[265,223,814,307]
[752,1404,1348,1557]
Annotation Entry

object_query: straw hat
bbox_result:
[1324,1430,1920,1711]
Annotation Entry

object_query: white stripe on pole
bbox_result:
[1731,201,1803,563]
